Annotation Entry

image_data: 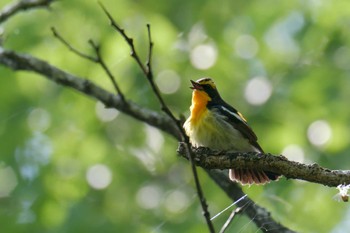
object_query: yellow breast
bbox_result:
[183,90,255,151]
[188,90,211,125]
[184,89,213,147]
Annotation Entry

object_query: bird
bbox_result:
[183,77,280,185]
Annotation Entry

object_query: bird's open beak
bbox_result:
[190,80,203,90]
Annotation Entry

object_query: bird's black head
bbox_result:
[190,77,222,102]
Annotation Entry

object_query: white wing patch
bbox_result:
[220,106,248,124]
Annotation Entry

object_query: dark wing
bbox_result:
[211,102,264,153]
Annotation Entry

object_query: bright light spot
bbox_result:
[188,23,207,46]
[27,108,51,132]
[190,44,218,70]
[307,120,332,147]
[164,190,190,214]
[235,34,259,59]
[95,101,119,122]
[156,70,181,94]
[264,11,304,61]
[244,76,272,105]
[17,198,36,224]
[136,185,162,209]
[0,165,18,198]
[145,125,164,153]
[15,133,52,181]
[19,165,39,182]
[281,144,305,163]
[86,164,112,190]
[130,148,157,173]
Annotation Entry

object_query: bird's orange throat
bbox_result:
[189,90,211,124]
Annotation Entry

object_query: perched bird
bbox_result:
[183,77,279,185]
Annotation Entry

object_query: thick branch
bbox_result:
[0,48,181,140]
[0,0,54,24]
[177,143,350,187]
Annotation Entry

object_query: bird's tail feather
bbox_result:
[229,169,280,185]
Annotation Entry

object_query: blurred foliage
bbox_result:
[1,0,350,232]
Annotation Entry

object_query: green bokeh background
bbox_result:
[1,0,350,232]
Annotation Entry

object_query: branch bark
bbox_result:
[177,143,350,187]
[0,48,181,140]
[0,0,54,24]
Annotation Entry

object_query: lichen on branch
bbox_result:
[177,142,350,187]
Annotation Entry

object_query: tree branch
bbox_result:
[0,0,54,24]
[0,48,181,140]
[177,143,350,187]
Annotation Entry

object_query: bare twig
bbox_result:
[51,27,96,61]
[98,2,146,74]
[88,39,125,102]
[146,24,153,77]
[0,0,54,24]
[99,4,215,232]
[219,207,243,233]
[51,27,125,101]
[98,2,181,126]
[208,170,296,233]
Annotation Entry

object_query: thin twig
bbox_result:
[51,27,125,101]
[98,3,215,232]
[219,207,243,233]
[0,0,54,24]
[98,2,147,74]
[143,24,177,121]
[98,2,179,124]
[146,24,153,74]
[88,39,125,102]
[51,27,97,62]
